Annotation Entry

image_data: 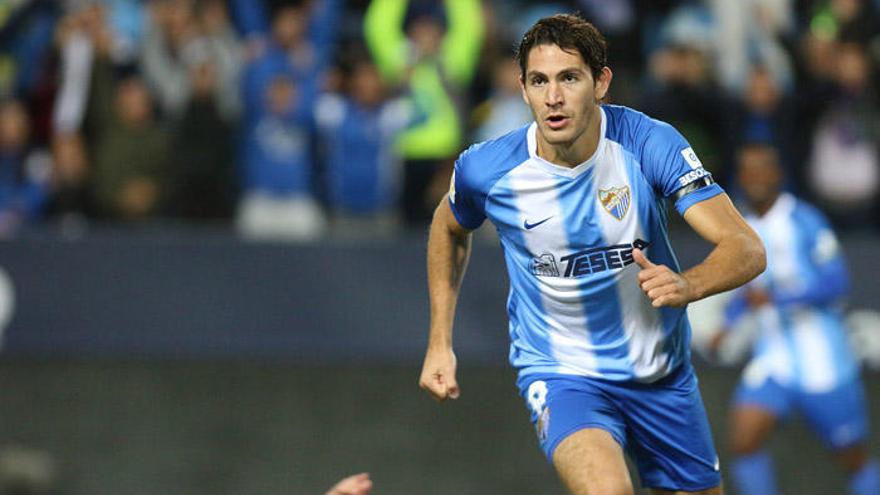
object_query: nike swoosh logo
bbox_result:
[524,216,553,230]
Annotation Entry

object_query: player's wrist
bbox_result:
[680,272,703,303]
[427,332,454,351]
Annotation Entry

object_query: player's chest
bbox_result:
[756,218,812,292]
[485,165,651,254]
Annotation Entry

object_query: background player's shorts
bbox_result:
[518,363,721,492]
[734,373,870,449]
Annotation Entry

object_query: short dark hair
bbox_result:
[736,141,782,172]
[515,14,607,81]
[737,141,780,160]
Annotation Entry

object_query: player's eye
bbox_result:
[563,73,579,83]
[530,76,546,86]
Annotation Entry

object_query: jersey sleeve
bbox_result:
[808,211,845,268]
[637,119,724,215]
[447,153,486,230]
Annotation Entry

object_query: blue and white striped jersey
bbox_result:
[449,105,724,383]
[725,193,858,392]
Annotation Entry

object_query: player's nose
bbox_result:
[545,81,564,106]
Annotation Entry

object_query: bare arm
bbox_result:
[635,193,766,307]
[419,197,473,400]
[681,193,766,299]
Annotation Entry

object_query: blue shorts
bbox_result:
[518,364,721,492]
[734,374,870,450]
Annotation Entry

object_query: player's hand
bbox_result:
[633,248,695,308]
[419,345,460,401]
[326,472,372,495]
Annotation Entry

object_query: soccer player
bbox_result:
[709,143,879,495]
[419,14,767,495]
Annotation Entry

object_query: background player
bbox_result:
[706,142,880,495]
[420,14,766,495]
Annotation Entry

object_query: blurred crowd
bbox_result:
[0,0,878,240]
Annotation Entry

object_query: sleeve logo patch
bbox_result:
[677,168,710,187]
[681,147,703,170]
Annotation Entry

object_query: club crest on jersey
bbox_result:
[598,185,631,221]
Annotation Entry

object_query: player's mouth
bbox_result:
[545,114,570,130]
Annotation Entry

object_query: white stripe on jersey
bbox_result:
[757,306,795,384]
[792,310,837,392]
[507,162,599,376]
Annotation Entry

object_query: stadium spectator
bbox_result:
[0,99,50,234]
[710,0,795,95]
[472,56,532,142]
[237,73,324,240]
[708,142,880,495]
[315,58,411,237]
[140,0,242,121]
[241,0,342,110]
[52,1,144,135]
[235,0,343,240]
[86,59,170,220]
[45,132,92,220]
[806,40,879,230]
[225,0,270,56]
[363,0,484,226]
[0,0,57,101]
[52,3,111,136]
[165,43,235,221]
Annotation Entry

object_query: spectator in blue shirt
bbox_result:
[0,100,50,234]
[237,72,324,240]
[235,1,343,241]
[315,58,411,237]
[240,0,342,118]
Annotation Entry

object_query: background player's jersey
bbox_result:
[725,193,858,392]
[449,105,723,383]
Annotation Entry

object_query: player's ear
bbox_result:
[594,66,613,102]
[520,75,529,105]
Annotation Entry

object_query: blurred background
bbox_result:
[0,0,878,493]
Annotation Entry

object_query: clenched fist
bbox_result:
[419,346,460,401]
[633,248,695,308]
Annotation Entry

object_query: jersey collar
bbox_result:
[526,106,607,179]
[750,192,796,224]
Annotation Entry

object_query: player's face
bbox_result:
[520,44,611,150]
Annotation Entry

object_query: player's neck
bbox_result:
[753,193,781,217]
[536,106,602,168]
